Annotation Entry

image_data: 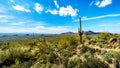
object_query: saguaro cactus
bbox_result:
[78,17,83,44]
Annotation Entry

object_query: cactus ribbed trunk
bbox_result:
[79,18,83,44]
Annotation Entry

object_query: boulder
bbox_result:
[109,38,117,44]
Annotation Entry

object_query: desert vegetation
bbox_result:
[0,32,120,68]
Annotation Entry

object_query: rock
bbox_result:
[109,38,117,44]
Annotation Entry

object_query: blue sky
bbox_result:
[0,0,120,33]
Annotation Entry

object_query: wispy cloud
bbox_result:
[81,13,120,21]
[0,15,14,19]
[11,22,26,25]
[45,9,58,15]
[10,0,14,2]
[0,19,8,23]
[99,23,120,27]
[46,5,79,17]
[13,5,31,12]
[89,1,94,6]
[90,0,112,8]
[0,26,33,33]
[35,26,73,34]
[54,0,59,9]
[0,26,73,34]
[34,3,44,14]
[117,23,120,25]
[0,15,15,24]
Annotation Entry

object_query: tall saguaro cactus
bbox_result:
[78,18,83,44]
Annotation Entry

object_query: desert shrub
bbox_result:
[46,52,58,63]
[67,56,108,68]
[83,36,92,40]
[95,32,111,40]
[0,44,34,67]
[0,50,8,66]
[82,52,94,59]
[106,51,120,58]
[88,39,97,45]
[103,50,120,63]
[83,57,109,68]
[58,35,78,49]
[0,44,9,50]
[31,60,42,68]
[83,36,92,43]
[67,57,82,68]
[31,61,52,68]
[35,63,46,68]
[9,60,32,68]
[79,45,95,54]
[60,49,72,58]
[100,50,107,55]
[104,56,112,63]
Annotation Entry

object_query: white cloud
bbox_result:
[95,1,100,6]
[59,5,78,17]
[45,9,58,15]
[81,13,120,21]
[90,0,112,8]
[46,5,78,17]
[10,0,14,2]
[98,0,112,7]
[35,3,43,14]
[13,5,31,12]
[45,0,78,17]
[54,0,59,8]
[24,9,31,12]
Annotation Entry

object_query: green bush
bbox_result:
[83,57,109,68]
[79,45,95,54]
[58,35,78,49]
[95,32,111,41]
[67,57,82,68]
[103,50,120,63]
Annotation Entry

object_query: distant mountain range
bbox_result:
[0,31,101,37]
[61,32,76,35]
[61,31,99,35]
[83,31,99,35]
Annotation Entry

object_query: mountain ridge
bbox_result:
[60,31,99,35]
